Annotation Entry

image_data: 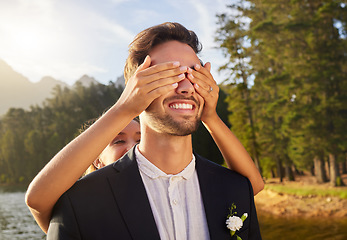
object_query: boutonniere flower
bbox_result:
[226,203,248,240]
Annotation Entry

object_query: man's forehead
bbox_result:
[149,40,200,66]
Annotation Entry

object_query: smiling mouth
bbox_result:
[169,103,194,110]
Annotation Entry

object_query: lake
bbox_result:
[0,190,45,239]
[258,212,347,240]
[0,190,346,239]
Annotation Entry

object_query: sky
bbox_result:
[0,0,233,85]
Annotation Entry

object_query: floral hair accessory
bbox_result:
[226,203,248,240]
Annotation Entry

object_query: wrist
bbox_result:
[201,112,219,125]
[108,102,139,122]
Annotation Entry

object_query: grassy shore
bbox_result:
[255,174,347,218]
[264,182,347,199]
[0,184,28,192]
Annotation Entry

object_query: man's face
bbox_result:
[142,40,204,136]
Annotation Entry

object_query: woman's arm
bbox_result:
[25,56,186,233]
[190,63,264,195]
[25,104,135,233]
[202,114,264,195]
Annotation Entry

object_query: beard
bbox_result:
[147,111,201,136]
[143,96,202,136]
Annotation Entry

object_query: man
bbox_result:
[47,22,262,240]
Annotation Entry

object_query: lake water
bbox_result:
[258,213,347,240]
[0,190,346,239]
[0,190,45,239]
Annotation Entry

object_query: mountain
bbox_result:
[0,60,100,116]
[114,75,125,88]
[75,74,99,87]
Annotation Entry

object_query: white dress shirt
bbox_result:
[135,146,210,240]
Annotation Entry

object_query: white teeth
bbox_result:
[170,103,193,110]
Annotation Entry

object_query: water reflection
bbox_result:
[258,212,347,240]
[0,191,45,240]
[0,190,346,239]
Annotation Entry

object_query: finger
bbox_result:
[136,55,152,73]
[145,73,185,93]
[189,67,211,90]
[147,82,179,100]
[136,63,187,89]
[194,63,214,83]
[191,63,216,91]
[194,83,212,96]
[139,66,187,88]
[204,62,211,72]
[141,61,182,77]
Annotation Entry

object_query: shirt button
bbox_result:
[172,199,178,205]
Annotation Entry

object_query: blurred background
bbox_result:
[0,0,346,239]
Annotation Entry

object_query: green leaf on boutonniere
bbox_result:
[226,203,248,240]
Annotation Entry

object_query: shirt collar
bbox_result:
[135,145,195,180]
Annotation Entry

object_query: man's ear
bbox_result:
[93,159,105,169]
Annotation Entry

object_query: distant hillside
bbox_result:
[0,59,103,116]
[75,74,99,87]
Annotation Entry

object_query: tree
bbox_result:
[216,0,347,184]
[216,7,262,175]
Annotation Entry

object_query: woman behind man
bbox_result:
[83,118,141,175]
[25,57,264,234]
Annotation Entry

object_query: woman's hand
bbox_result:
[116,55,188,117]
[187,62,220,123]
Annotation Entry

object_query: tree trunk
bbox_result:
[285,165,295,181]
[329,153,345,187]
[341,152,347,174]
[271,168,276,178]
[243,84,262,177]
[276,157,284,182]
[325,158,330,180]
[340,161,346,175]
[310,165,315,176]
[293,165,303,176]
[284,154,295,181]
[313,156,328,183]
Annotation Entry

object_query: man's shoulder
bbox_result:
[65,151,136,197]
[62,164,114,197]
[195,154,244,175]
[195,153,250,185]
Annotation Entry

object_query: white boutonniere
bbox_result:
[226,203,248,240]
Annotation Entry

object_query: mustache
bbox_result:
[164,95,200,108]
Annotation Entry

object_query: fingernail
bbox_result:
[172,83,178,88]
[180,66,187,71]
[178,73,185,79]
[195,83,199,88]
[195,64,201,70]
[173,61,180,67]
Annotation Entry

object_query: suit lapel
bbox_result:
[107,147,160,240]
[196,155,231,240]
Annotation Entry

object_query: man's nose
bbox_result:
[176,78,194,95]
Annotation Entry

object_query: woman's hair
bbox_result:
[79,118,99,176]
[123,22,202,83]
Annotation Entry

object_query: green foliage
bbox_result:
[216,0,347,182]
[0,82,123,184]
[265,184,347,199]
[0,81,229,184]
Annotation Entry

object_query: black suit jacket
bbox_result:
[47,147,261,240]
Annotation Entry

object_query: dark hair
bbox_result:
[124,22,202,83]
